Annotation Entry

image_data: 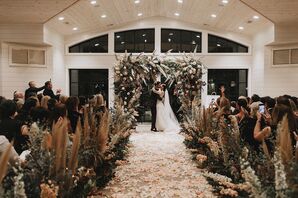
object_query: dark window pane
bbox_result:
[114,29,155,53]
[208,34,248,53]
[161,29,202,53]
[69,34,108,53]
[207,69,248,101]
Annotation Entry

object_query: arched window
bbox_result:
[69,34,108,53]
[208,34,248,53]
[161,29,202,53]
[114,29,155,53]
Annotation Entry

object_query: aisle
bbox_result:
[100,124,215,198]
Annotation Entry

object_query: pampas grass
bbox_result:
[68,118,81,174]
[51,119,68,178]
[98,110,109,153]
[0,142,13,183]
[276,115,293,165]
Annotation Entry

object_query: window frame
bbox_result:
[208,34,249,54]
[114,28,155,53]
[271,46,298,68]
[9,44,47,68]
[68,34,109,54]
[161,28,202,53]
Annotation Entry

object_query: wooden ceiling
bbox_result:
[0,0,273,36]
[0,0,78,23]
[241,0,298,25]
[45,0,273,36]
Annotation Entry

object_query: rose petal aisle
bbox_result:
[99,124,215,198]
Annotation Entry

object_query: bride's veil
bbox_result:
[164,89,180,126]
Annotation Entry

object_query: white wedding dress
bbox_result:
[155,89,181,133]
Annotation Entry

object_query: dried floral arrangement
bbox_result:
[114,50,206,124]
[0,101,132,197]
[182,101,298,197]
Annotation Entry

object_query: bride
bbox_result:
[153,84,180,133]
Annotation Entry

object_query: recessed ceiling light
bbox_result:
[222,0,228,4]
[90,0,96,5]
[101,14,107,18]
[134,0,140,4]
[211,14,217,18]
[238,26,244,30]
[137,13,143,16]
[253,15,259,19]
[178,0,183,3]
[95,43,99,46]
[72,27,78,31]
[58,17,64,21]
[174,12,180,16]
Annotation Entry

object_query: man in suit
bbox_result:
[25,81,45,100]
[43,81,61,100]
[150,81,161,132]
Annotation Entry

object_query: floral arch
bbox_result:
[113,51,207,126]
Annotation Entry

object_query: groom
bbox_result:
[150,81,162,132]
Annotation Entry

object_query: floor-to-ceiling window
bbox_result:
[69,69,109,105]
[207,69,248,101]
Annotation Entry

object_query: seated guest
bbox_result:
[59,95,68,104]
[79,96,87,111]
[271,104,297,149]
[250,94,261,105]
[0,135,20,165]
[65,96,82,133]
[48,104,67,129]
[25,81,45,100]
[16,97,39,124]
[237,98,260,150]
[40,95,51,110]
[47,98,57,112]
[43,81,61,100]
[0,96,6,105]
[13,91,24,103]
[30,107,49,125]
[0,100,29,154]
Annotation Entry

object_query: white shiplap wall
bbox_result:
[252,25,298,97]
[0,24,65,99]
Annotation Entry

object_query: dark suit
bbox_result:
[150,88,161,130]
[25,86,45,99]
[43,88,60,100]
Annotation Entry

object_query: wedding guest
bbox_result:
[40,95,51,110]
[16,97,39,124]
[59,95,68,104]
[30,106,49,125]
[250,94,261,105]
[48,104,67,127]
[252,102,272,154]
[237,99,260,150]
[13,91,24,103]
[0,96,6,105]
[0,100,29,154]
[47,98,57,112]
[0,135,20,165]
[65,96,82,133]
[25,81,45,100]
[43,81,61,100]
[79,96,87,111]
